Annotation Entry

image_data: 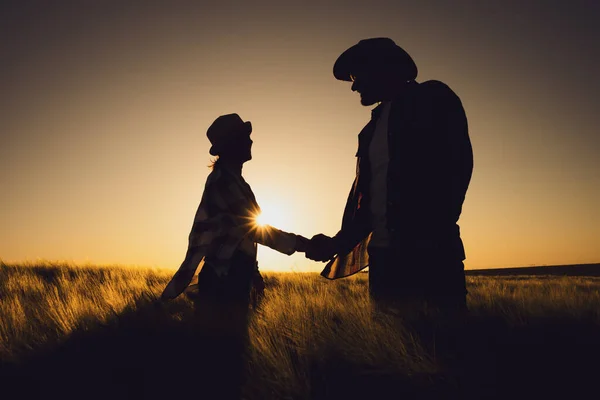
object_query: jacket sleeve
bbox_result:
[414,80,471,215]
[389,80,472,252]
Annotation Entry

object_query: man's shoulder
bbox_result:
[417,80,457,98]
[412,80,464,112]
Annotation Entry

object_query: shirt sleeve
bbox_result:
[217,181,299,255]
[206,172,299,262]
[160,242,207,300]
[251,224,298,255]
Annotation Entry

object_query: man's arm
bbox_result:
[306,180,372,262]
[332,175,373,254]
[332,213,372,255]
[387,80,471,247]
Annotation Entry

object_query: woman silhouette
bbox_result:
[161,113,308,304]
[160,113,308,398]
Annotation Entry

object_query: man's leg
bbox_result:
[368,247,424,317]
[424,259,468,315]
[368,249,470,317]
[367,247,393,308]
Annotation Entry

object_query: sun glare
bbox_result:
[254,201,291,229]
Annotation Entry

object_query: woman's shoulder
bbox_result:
[205,168,230,187]
[204,167,241,198]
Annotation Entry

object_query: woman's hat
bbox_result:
[333,37,418,82]
[206,113,252,156]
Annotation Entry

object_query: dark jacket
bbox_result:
[321,80,473,279]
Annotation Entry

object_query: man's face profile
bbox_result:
[350,70,386,106]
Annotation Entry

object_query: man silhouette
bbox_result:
[306,38,473,314]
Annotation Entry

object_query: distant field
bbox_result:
[466,263,600,276]
[1,261,599,399]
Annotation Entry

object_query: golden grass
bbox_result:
[246,274,436,398]
[0,261,171,360]
[1,261,599,399]
[467,275,600,323]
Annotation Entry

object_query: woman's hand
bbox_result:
[294,235,310,253]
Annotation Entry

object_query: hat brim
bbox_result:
[333,41,418,82]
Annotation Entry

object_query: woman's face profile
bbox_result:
[221,130,253,162]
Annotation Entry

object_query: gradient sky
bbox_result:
[2,0,599,272]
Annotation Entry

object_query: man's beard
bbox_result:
[360,93,379,106]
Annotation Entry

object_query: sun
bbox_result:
[254,201,290,229]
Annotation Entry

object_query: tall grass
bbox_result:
[0,261,170,361]
[467,275,600,323]
[1,261,599,399]
[245,274,436,399]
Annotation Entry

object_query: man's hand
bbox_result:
[305,234,337,262]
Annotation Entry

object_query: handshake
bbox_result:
[295,234,339,262]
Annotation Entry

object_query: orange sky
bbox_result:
[1,1,599,271]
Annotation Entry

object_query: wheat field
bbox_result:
[1,261,599,399]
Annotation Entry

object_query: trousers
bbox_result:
[367,246,468,313]
[192,253,255,400]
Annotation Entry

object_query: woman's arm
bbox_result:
[209,172,309,256]
[160,246,205,300]
[251,224,308,255]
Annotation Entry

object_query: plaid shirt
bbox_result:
[161,165,298,300]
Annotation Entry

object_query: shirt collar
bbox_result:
[371,103,385,120]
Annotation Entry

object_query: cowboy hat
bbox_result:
[333,37,418,82]
[206,113,252,156]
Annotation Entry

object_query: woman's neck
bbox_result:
[218,158,243,176]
